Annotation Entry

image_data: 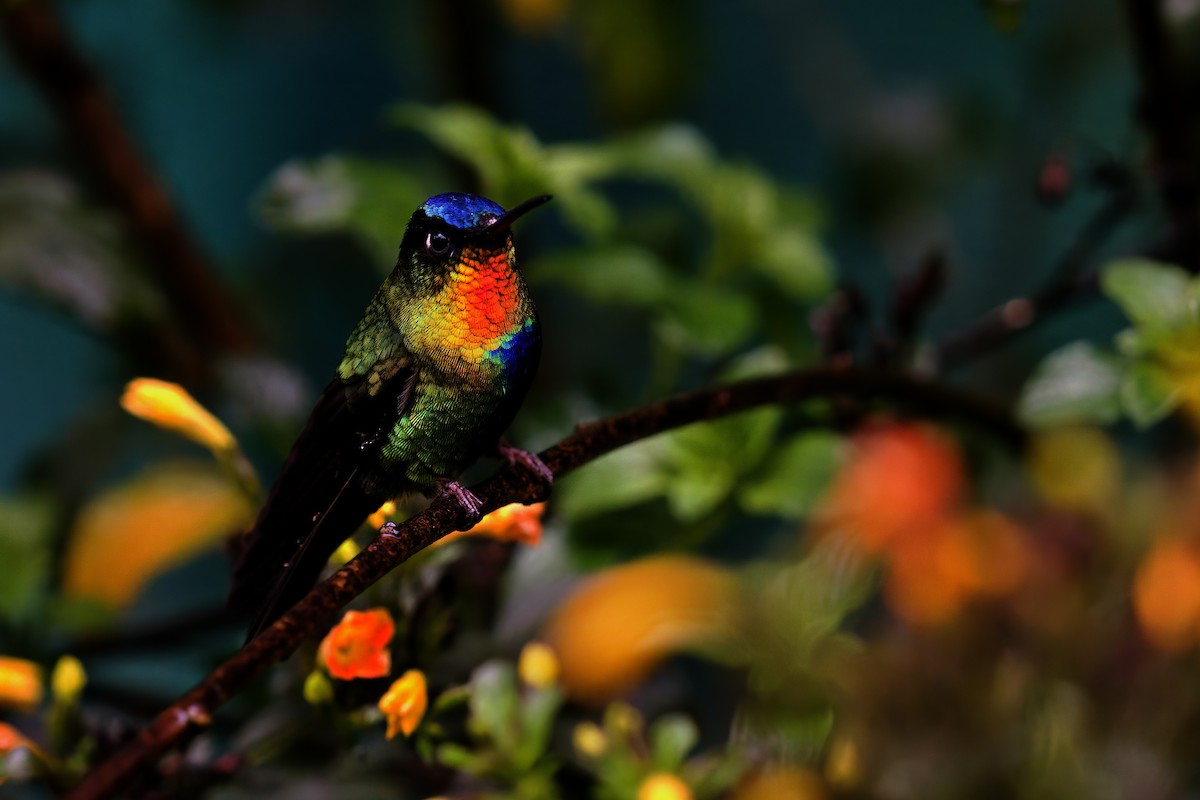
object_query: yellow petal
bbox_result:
[638,773,693,800]
[379,669,428,738]
[517,641,560,689]
[121,378,235,454]
[1027,427,1120,515]
[63,461,254,608]
[50,655,86,705]
[572,721,608,758]
[543,555,738,702]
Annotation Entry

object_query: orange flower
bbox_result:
[543,555,738,702]
[1134,536,1200,652]
[441,501,546,547]
[820,423,963,555]
[121,378,235,454]
[884,510,1030,627]
[0,721,39,757]
[0,656,43,710]
[318,608,394,680]
[378,669,427,738]
[734,766,828,800]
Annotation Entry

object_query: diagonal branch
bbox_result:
[0,0,256,380]
[65,365,1021,800]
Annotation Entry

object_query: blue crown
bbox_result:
[420,193,505,230]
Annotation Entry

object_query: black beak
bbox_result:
[485,194,552,233]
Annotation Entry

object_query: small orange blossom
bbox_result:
[378,669,428,738]
[441,501,546,547]
[820,422,963,555]
[318,608,394,680]
[0,657,43,710]
[1134,535,1200,652]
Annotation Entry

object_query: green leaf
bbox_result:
[739,432,843,520]
[531,246,673,307]
[1101,258,1194,328]
[658,284,758,355]
[469,661,519,744]
[1017,342,1123,427]
[1119,361,1180,428]
[754,226,834,300]
[555,443,670,522]
[514,686,564,770]
[662,407,782,521]
[648,714,698,771]
[0,495,55,621]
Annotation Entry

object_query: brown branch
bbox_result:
[65,365,1021,800]
[0,0,256,379]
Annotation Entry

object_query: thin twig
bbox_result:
[65,365,1021,800]
[0,0,256,380]
[932,175,1136,371]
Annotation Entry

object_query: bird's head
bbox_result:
[394,193,551,295]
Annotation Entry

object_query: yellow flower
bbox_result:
[303,670,334,705]
[572,721,608,758]
[378,669,428,739]
[824,734,863,790]
[63,461,254,608]
[121,378,235,454]
[367,500,397,530]
[440,502,546,548]
[638,772,692,800]
[0,657,43,710]
[50,655,86,705]
[318,608,395,680]
[518,641,560,689]
[1027,427,1120,515]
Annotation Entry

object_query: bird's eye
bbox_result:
[425,231,451,257]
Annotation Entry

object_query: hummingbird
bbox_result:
[229,192,553,641]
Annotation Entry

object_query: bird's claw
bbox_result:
[497,439,554,487]
[435,479,483,527]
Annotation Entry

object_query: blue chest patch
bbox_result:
[487,319,538,377]
[421,193,506,230]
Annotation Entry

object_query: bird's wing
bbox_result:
[229,355,414,641]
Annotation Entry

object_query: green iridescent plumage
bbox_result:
[229,193,551,640]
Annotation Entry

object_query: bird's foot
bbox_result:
[497,439,554,487]
[434,478,483,527]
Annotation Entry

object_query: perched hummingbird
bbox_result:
[229,192,553,641]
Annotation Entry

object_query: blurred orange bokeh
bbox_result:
[820,422,1031,626]
[542,555,738,703]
